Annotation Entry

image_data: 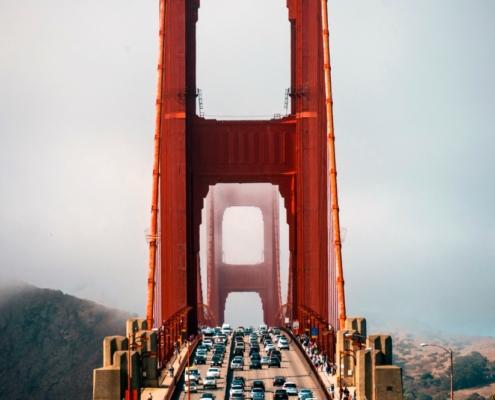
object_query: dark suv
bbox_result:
[251,380,265,391]
[274,389,288,400]
[272,376,286,387]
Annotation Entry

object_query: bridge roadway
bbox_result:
[171,330,326,400]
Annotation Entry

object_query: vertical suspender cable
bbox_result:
[321,0,347,329]
[146,0,166,329]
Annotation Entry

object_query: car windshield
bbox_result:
[285,384,296,388]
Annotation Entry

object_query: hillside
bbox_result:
[0,281,133,400]
[366,313,495,400]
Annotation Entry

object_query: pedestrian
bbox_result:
[169,364,174,378]
[326,364,331,375]
[147,393,153,400]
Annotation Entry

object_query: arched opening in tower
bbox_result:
[222,206,264,265]
[196,0,290,119]
[199,183,290,326]
[224,292,263,328]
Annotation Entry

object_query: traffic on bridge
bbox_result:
[171,325,326,400]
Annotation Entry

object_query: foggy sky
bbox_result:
[1,1,494,336]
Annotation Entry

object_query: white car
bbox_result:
[184,381,198,393]
[261,356,271,366]
[279,342,290,350]
[283,382,298,396]
[230,384,244,395]
[203,376,218,389]
[265,343,275,351]
[207,367,221,378]
[298,389,313,399]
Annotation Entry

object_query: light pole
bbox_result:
[345,333,376,400]
[420,343,454,400]
[339,350,356,400]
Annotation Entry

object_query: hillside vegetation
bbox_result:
[0,282,132,400]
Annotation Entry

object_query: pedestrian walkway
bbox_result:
[140,342,191,400]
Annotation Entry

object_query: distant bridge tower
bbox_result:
[205,184,282,326]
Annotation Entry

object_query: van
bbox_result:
[221,323,232,334]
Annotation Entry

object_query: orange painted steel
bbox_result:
[152,0,345,341]
[321,0,347,329]
[146,0,166,329]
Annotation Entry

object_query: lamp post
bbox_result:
[339,350,356,400]
[420,343,454,400]
[345,333,376,400]
[187,340,191,400]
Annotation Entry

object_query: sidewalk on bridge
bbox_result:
[298,345,355,400]
[140,343,190,400]
[315,365,356,400]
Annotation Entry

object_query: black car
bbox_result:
[272,376,286,387]
[249,346,260,356]
[234,348,244,356]
[210,356,223,366]
[201,393,217,400]
[194,355,207,364]
[250,352,261,361]
[273,389,288,400]
[269,357,281,368]
[249,359,262,369]
[270,350,282,361]
[251,380,265,391]
[232,376,246,387]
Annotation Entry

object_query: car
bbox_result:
[251,388,265,398]
[252,392,265,400]
[279,342,290,350]
[298,389,313,400]
[230,357,244,370]
[283,382,298,396]
[278,338,288,346]
[249,359,262,369]
[234,348,244,357]
[261,356,270,366]
[269,357,281,367]
[207,367,221,378]
[230,384,244,395]
[185,367,201,382]
[197,345,210,353]
[184,381,199,392]
[251,381,265,391]
[232,376,246,387]
[265,343,275,351]
[230,393,245,400]
[210,356,223,366]
[195,355,207,364]
[274,389,289,400]
[249,346,260,356]
[250,352,261,360]
[272,327,280,334]
[203,376,217,389]
[197,349,208,357]
[273,376,286,386]
[270,350,282,361]
[200,393,216,400]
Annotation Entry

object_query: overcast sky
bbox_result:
[1,1,494,337]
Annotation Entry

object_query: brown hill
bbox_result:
[0,281,132,400]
